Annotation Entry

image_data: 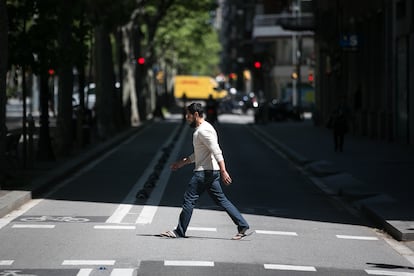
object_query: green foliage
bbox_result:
[7,0,221,78]
[154,0,221,75]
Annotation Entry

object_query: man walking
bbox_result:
[161,103,250,240]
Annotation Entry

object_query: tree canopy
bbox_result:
[154,0,221,75]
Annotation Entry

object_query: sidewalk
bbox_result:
[252,120,414,243]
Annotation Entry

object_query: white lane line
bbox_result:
[108,125,182,225]
[256,230,297,236]
[365,270,414,276]
[0,260,14,265]
[110,268,135,276]
[188,227,217,232]
[62,260,116,266]
[164,260,215,267]
[136,205,158,224]
[76,268,93,276]
[136,126,188,225]
[94,225,136,230]
[0,199,42,230]
[377,231,414,265]
[264,264,317,272]
[12,224,55,229]
[336,235,379,240]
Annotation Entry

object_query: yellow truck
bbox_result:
[173,75,227,100]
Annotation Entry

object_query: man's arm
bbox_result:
[218,159,232,185]
[170,154,194,171]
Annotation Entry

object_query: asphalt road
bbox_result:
[0,114,413,276]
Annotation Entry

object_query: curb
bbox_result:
[250,124,414,241]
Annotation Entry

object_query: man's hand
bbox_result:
[170,157,188,171]
[221,170,232,185]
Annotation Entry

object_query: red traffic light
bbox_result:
[308,73,314,82]
[254,61,261,69]
[48,69,55,75]
[137,57,145,65]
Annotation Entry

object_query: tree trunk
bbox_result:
[37,70,55,161]
[113,28,124,130]
[132,25,147,121]
[0,0,8,187]
[94,25,116,139]
[122,24,139,126]
[56,0,74,156]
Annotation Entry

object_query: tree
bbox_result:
[86,0,134,138]
[0,0,9,186]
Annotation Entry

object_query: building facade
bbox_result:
[220,0,414,144]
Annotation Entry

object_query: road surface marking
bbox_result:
[77,268,93,276]
[110,268,135,275]
[188,227,217,232]
[94,225,136,230]
[336,235,378,240]
[106,204,134,224]
[256,230,297,236]
[0,260,14,265]
[0,199,42,230]
[164,260,214,267]
[136,206,158,224]
[108,125,182,224]
[12,224,55,229]
[377,231,414,265]
[264,264,316,272]
[365,270,414,276]
[62,260,116,266]
[135,126,188,224]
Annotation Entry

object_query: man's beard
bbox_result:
[189,120,197,128]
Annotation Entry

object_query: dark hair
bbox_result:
[187,102,204,116]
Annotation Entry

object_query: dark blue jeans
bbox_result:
[175,170,249,237]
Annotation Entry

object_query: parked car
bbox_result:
[254,99,304,123]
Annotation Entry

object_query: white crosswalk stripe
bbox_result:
[0,260,13,265]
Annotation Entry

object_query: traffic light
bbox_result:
[254,61,262,69]
[48,69,55,76]
[308,72,314,84]
[229,72,237,80]
[137,57,145,65]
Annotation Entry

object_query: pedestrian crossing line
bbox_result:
[164,260,215,267]
[77,268,93,276]
[187,227,217,232]
[136,205,158,224]
[75,268,135,276]
[255,230,297,236]
[109,268,135,275]
[106,204,134,224]
[0,260,13,265]
[12,224,55,229]
[62,260,116,266]
[94,225,136,230]
[365,269,414,276]
[336,235,379,240]
[264,264,317,272]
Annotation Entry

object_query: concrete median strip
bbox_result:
[0,190,31,219]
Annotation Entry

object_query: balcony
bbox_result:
[253,14,314,41]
